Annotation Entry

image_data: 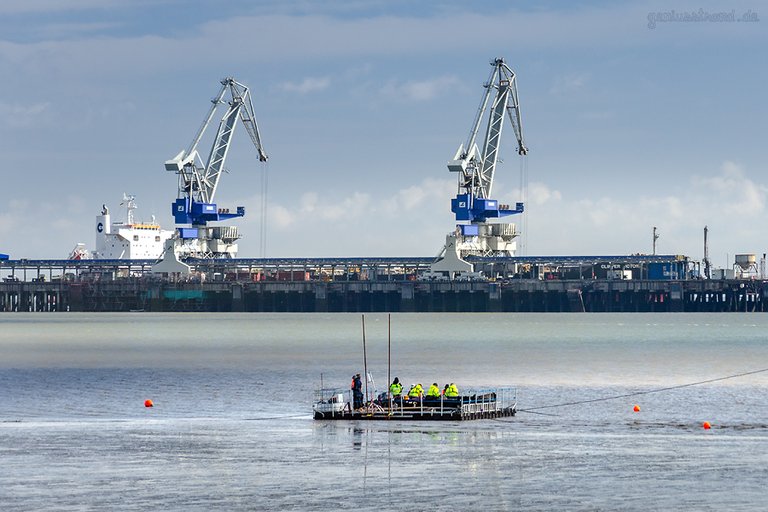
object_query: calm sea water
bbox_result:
[1,313,767,511]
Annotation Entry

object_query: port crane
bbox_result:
[431,58,527,276]
[164,77,267,258]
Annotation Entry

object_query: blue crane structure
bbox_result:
[448,58,527,226]
[164,77,267,258]
[432,58,528,276]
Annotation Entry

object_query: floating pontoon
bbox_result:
[313,387,517,421]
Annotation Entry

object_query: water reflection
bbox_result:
[313,421,507,449]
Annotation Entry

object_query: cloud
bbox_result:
[0,101,50,127]
[1,4,751,86]
[523,162,768,258]
[233,178,452,256]
[299,192,319,213]
[0,195,91,257]
[550,72,590,95]
[320,192,371,221]
[254,190,372,230]
[35,21,121,39]
[527,182,562,206]
[269,204,294,229]
[694,160,766,216]
[380,76,460,101]
[381,178,454,213]
[3,157,766,261]
[222,160,768,259]
[0,209,21,235]
[278,76,331,94]
[0,0,124,14]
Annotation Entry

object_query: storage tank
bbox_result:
[735,254,756,270]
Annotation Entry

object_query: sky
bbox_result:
[0,0,765,268]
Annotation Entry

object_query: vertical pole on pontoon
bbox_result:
[319,373,323,418]
[362,314,368,405]
[387,313,391,410]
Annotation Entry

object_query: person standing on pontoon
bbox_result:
[352,373,363,409]
[389,377,403,400]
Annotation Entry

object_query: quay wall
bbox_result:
[1,279,766,313]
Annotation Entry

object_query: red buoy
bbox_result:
[633,405,640,412]
[703,421,711,430]
[144,399,154,408]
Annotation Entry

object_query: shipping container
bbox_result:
[648,262,685,280]
[274,271,310,281]
[560,266,583,280]
[608,269,632,280]
[225,272,258,282]
[711,268,736,280]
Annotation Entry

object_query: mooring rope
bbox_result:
[515,366,768,415]
[245,413,309,421]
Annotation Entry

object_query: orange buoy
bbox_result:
[633,405,640,412]
[703,421,711,430]
[144,399,154,408]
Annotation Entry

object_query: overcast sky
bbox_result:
[0,0,765,267]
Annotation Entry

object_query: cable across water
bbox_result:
[516,366,768,414]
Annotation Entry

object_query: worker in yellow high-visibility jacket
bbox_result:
[389,377,403,397]
[408,383,424,399]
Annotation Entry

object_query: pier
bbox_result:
[1,255,765,312]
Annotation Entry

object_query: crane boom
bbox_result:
[186,82,229,158]
[203,97,241,204]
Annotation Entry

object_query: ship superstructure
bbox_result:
[93,194,174,259]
